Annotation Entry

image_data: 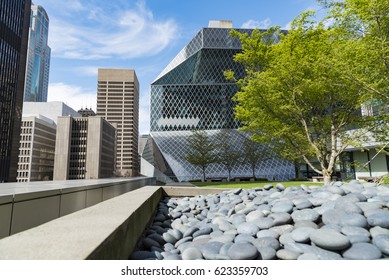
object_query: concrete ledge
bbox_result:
[0,186,226,260]
[162,186,230,197]
[0,186,163,260]
[0,177,155,238]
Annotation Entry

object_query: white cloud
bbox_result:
[283,21,292,30]
[47,83,97,112]
[241,18,272,29]
[64,0,85,12]
[77,66,99,76]
[139,89,150,135]
[48,1,178,60]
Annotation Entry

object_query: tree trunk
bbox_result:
[202,166,206,182]
[323,169,332,185]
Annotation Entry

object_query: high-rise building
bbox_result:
[53,116,116,180]
[16,101,80,182]
[0,0,31,182]
[145,21,294,182]
[23,3,51,102]
[17,115,56,182]
[96,68,139,177]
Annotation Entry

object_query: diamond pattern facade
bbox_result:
[151,28,249,131]
[147,25,294,182]
[148,130,294,182]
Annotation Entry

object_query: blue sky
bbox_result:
[34,0,319,134]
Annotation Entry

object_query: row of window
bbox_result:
[17,178,29,182]
[20,127,33,134]
[98,81,134,85]
[21,121,33,127]
[18,156,30,163]
[19,149,31,156]
[19,142,31,150]
[20,135,32,141]
[18,163,30,170]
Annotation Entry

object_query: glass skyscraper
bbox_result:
[0,0,31,182]
[23,3,50,102]
[145,21,294,182]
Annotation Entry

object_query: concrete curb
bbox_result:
[0,186,226,260]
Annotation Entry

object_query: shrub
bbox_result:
[289,177,309,181]
[379,174,389,185]
[188,179,202,183]
[255,178,269,181]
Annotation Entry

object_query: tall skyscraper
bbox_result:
[96,68,139,177]
[0,0,31,182]
[23,3,51,102]
[145,21,294,182]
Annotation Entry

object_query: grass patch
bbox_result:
[191,181,324,189]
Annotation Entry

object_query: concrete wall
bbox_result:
[53,117,72,180]
[0,177,155,239]
[86,117,102,179]
[0,186,225,260]
[140,157,175,184]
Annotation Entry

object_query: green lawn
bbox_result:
[191,180,324,189]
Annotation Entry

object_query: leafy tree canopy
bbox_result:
[227,8,379,184]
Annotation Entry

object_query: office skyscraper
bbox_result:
[23,3,51,102]
[96,68,139,177]
[0,0,31,182]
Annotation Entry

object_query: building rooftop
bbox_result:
[208,20,232,28]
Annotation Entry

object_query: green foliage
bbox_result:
[324,0,389,143]
[186,130,218,182]
[227,6,380,184]
[289,177,310,182]
[328,0,389,97]
[379,174,389,185]
[254,178,269,182]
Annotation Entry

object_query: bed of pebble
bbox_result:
[130,180,389,260]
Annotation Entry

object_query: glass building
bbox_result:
[145,21,295,182]
[0,0,31,182]
[23,3,51,102]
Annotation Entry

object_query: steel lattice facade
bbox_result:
[147,23,294,182]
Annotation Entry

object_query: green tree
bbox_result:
[323,0,389,101]
[215,129,242,181]
[227,12,375,185]
[241,135,271,179]
[322,0,389,143]
[186,130,218,182]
